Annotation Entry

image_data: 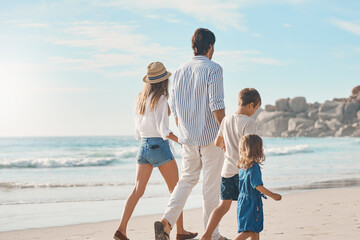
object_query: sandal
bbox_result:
[176,232,198,240]
[113,230,129,240]
[154,221,170,240]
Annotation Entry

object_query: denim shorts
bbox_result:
[136,137,174,167]
[220,174,239,201]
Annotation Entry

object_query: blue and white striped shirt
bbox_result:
[171,56,225,146]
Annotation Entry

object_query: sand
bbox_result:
[1,187,359,240]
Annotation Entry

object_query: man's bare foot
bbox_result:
[161,219,171,239]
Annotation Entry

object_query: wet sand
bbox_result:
[1,187,359,240]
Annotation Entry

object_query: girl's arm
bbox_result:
[256,185,282,201]
[215,136,225,151]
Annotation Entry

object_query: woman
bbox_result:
[114,62,197,240]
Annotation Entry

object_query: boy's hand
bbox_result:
[271,193,282,201]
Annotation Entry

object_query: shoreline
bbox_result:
[1,187,360,240]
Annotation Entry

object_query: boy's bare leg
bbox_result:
[234,231,255,240]
[200,200,232,240]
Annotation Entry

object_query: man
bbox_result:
[155,28,226,240]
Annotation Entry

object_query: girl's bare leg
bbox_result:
[200,200,232,240]
[234,231,255,240]
[250,233,259,240]
[158,159,195,235]
[117,163,153,237]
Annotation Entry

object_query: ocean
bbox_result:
[0,136,359,232]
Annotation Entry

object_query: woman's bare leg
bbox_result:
[117,163,153,237]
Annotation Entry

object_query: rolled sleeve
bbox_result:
[208,66,225,112]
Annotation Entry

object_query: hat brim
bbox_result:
[143,72,171,84]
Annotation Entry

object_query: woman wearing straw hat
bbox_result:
[114,62,197,240]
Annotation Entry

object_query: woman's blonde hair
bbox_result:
[136,79,170,115]
[237,134,265,170]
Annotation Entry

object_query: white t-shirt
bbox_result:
[217,113,257,178]
[134,95,172,141]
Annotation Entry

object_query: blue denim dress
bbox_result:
[237,162,264,233]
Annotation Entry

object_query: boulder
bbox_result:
[358,111,360,121]
[325,119,342,131]
[351,86,360,100]
[344,100,360,121]
[281,130,298,138]
[318,101,345,121]
[275,98,290,112]
[314,119,328,130]
[307,109,319,120]
[265,104,276,112]
[256,111,295,137]
[289,97,307,113]
[296,112,307,118]
[296,129,306,137]
[335,125,356,137]
[288,118,315,131]
[304,127,323,137]
[318,131,336,137]
[351,128,360,137]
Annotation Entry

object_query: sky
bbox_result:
[0,0,359,137]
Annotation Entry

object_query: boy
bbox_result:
[200,88,261,240]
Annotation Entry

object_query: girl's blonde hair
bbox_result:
[237,134,265,170]
[136,79,170,115]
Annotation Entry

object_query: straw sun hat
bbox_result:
[143,62,171,84]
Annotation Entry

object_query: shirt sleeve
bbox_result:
[208,65,225,112]
[250,163,263,189]
[170,78,178,118]
[243,120,257,135]
[155,96,172,140]
[133,104,141,141]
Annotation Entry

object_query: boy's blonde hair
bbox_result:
[238,88,261,107]
[237,134,265,170]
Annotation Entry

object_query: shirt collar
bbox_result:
[192,55,209,60]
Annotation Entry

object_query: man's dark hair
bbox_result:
[238,88,262,107]
[191,28,216,56]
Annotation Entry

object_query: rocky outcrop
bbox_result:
[255,86,360,137]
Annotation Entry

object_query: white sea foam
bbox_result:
[265,144,312,156]
[0,156,117,168]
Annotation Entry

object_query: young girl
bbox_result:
[235,134,282,240]
[114,62,197,240]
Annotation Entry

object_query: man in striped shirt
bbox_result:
[155,28,226,240]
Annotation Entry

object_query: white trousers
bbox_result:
[162,142,224,240]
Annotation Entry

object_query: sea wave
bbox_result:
[0,148,139,168]
[265,144,312,156]
[0,156,117,168]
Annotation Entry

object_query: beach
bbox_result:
[1,187,359,240]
